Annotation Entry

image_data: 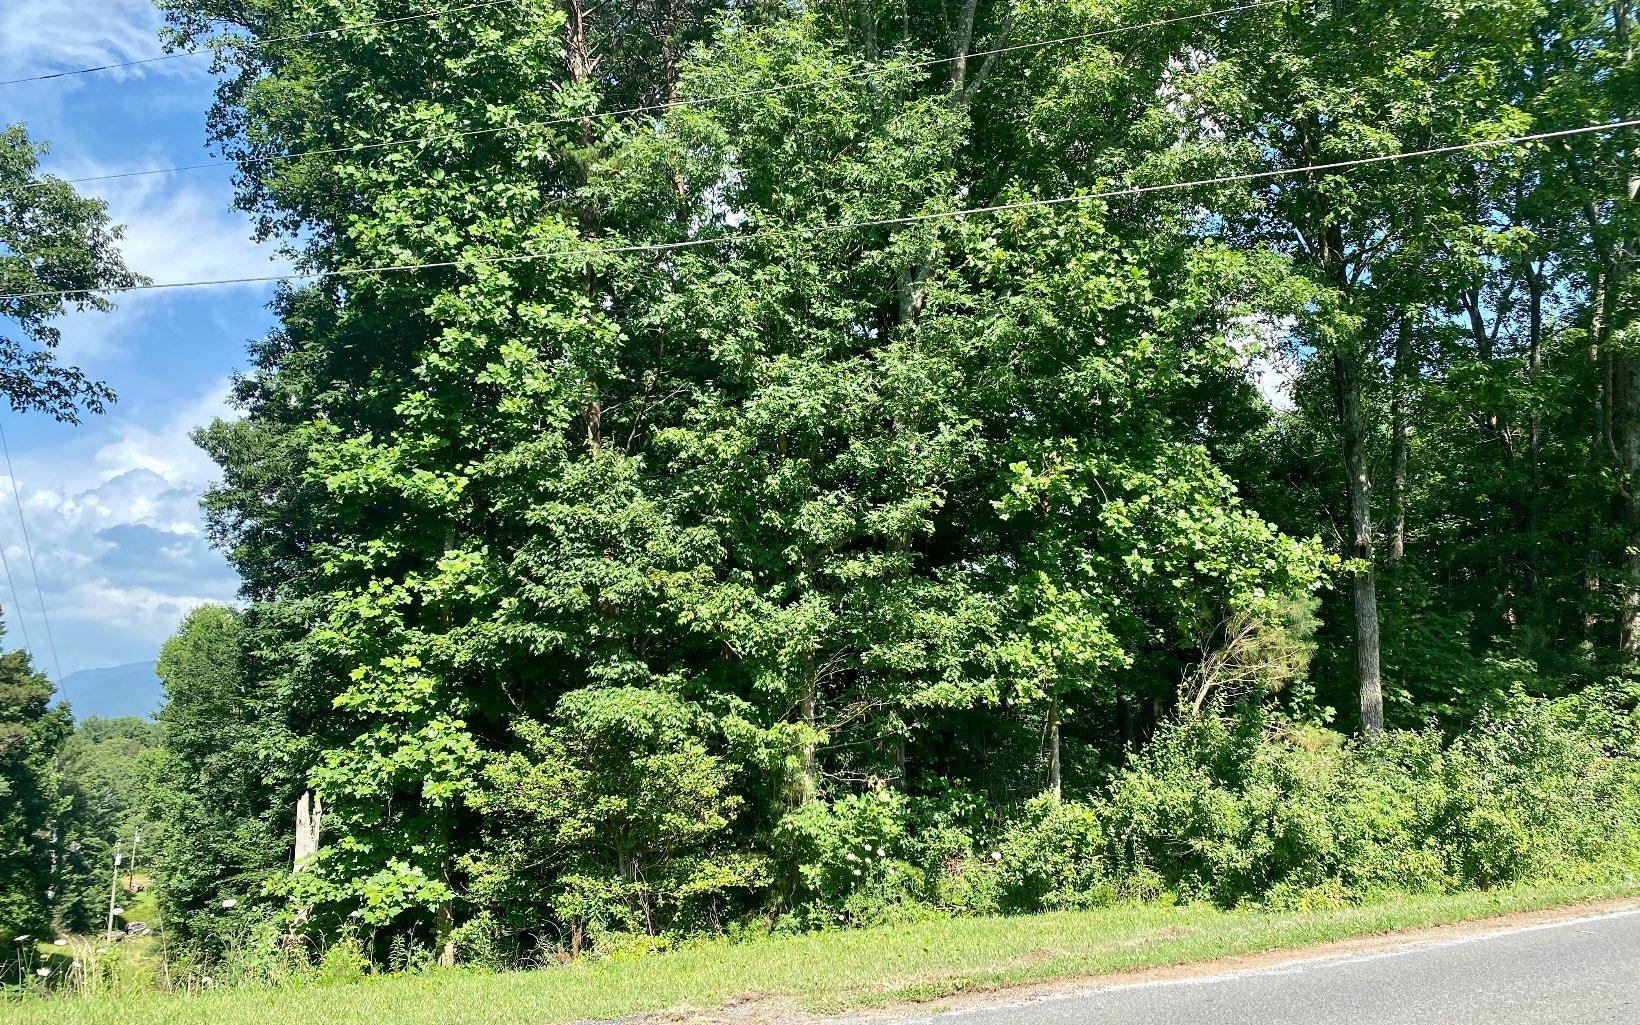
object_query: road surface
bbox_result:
[898,908,1640,1025]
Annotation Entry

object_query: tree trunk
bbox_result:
[858,0,878,61]
[1623,378,1640,657]
[435,892,456,967]
[1047,692,1062,803]
[1388,319,1414,563]
[1526,263,1545,609]
[293,790,323,869]
[1336,335,1384,734]
[1614,0,1640,658]
[1588,270,1609,645]
[292,791,322,928]
[1316,202,1384,734]
[565,0,603,449]
[434,807,456,967]
[798,678,819,804]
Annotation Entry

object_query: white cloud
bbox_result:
[0,382,240,676]
[33,176,287,374]
[0,3,258,676]
[89,380,233,487]
[40,166,288,361]
[0,0,194,86]
[92,171,284,287]
[2,4,288,362]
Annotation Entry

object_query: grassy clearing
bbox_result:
[7,881,1637,1025]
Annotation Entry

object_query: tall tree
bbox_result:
[0,124,141,422]
[1200,0,1552,732]
[0,619,67,945]
[164,0,1328,957]
[149,605,290,953]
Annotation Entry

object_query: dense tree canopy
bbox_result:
[91,0,1640,968]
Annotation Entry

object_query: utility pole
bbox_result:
[105,840,122,936]
[126,825,141,892]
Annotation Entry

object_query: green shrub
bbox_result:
[1098,695,1640,908]
[1428,696,1640,886]
[774,790,934,928]
[467,688,765,956]
[994,797,1118,911]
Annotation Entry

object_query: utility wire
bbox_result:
[0,484,36,660]
[0,0,531,87]
[0,0,1294,195]
[0,419,63,683]
[2,117,1634,304]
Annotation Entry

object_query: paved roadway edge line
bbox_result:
[900,905,1640,1023]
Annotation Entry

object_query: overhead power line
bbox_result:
[0,419,63,684]
[1,0,1294,196]
[0,0,531,87]
[3,117,1634,305]
[0,489,36,658]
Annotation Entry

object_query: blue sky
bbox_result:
[0,0,285,678]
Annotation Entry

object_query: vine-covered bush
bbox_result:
[770,694,1640,928]
[992,797,1118,911]
[1099,696,1640,908]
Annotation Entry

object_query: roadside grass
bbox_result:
[7,882,163,998]
[7,880,1637,1025]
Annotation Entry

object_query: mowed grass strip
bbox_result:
[11,881,1637,1025]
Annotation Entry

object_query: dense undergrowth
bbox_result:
[766,693,1640,934]
[13,690,1636,1001]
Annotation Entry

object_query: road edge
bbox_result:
[725,894,1640,1025]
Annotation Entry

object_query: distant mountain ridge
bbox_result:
[56,660,165,721]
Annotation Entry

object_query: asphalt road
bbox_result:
[899,909,1640,1025]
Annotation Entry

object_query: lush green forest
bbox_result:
[8,0,1640,991]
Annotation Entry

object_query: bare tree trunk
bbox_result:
[293,791,323,869]
[1336,335,1384,734]
[1526,263,1545,608]
[1388,319,1414,563]
[1047,692,1062,803]
[291,791,322,929]
[565,0,603,449]
[799,677,819,804]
